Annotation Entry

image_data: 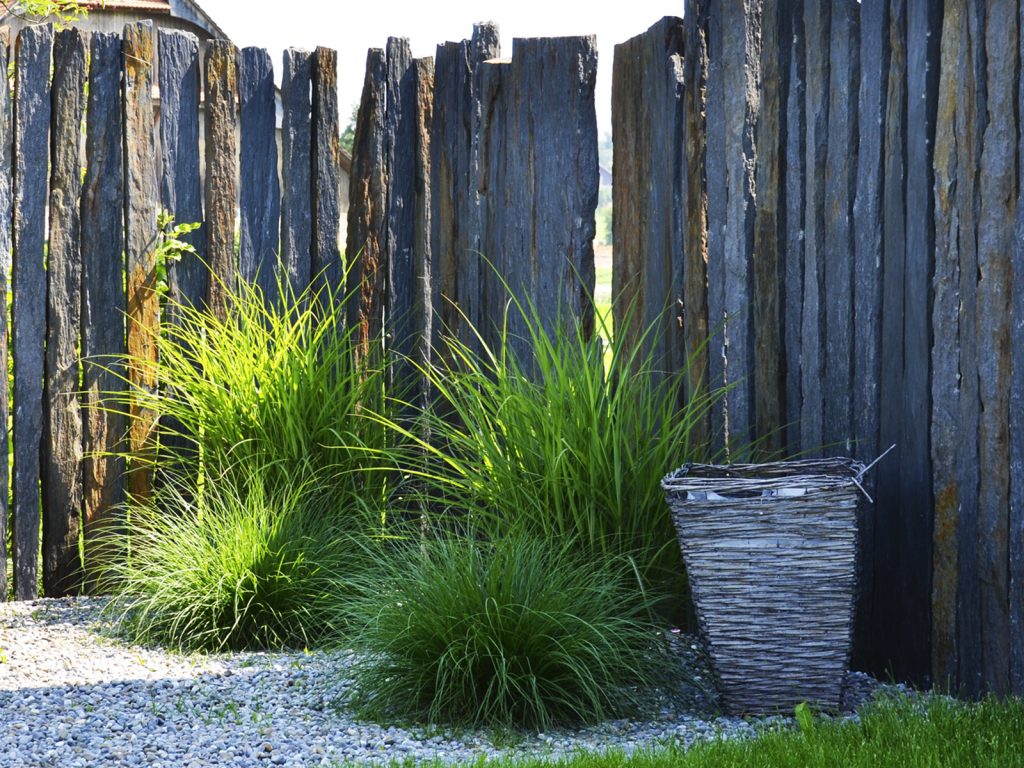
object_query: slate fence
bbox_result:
[612,1,1023,697]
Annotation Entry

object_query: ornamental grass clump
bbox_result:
[346,529,673,730]
[412,300,721,616]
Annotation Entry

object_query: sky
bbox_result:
[197,0,686,135]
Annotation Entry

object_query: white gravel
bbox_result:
[0,598,886,767]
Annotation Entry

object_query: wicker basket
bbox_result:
[661,458,865,715]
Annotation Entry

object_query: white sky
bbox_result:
[198,0,686,135]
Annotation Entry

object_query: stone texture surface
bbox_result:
[312,46,343,299]
[281,48,312,299]
[0,28,12,600]
[239,46,280,305]
[81,31,125,592]
[204,39,238,321]
[11,23,53,601]
[42,27,86,597]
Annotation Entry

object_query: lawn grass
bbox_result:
[364,694,1023,768]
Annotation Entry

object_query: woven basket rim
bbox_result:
[661,457,867,494]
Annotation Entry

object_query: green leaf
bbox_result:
[795,701,814,734]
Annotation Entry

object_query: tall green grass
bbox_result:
[346,528,675,730]
[410,301,720,616]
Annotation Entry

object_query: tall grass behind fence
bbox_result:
[611,2,1023,697]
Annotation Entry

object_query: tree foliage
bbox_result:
[1,1,92,26]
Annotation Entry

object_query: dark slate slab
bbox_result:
[346,47,386,349]
[954,0,986,698]
[122,21,159,505]
[12,23,52,600]
[1012,0,1024,699]
[822,0,859,457]
[239,46,281,306]
[477,36,598,367]
[204,39,238,320]
[782,2,806,455]
[81,31,125,591]
[929,0,962,692]
[975,0,1015,696]
[897,0,940,688]
[312,46,343,299]
[720,0,759,455]
[0,28,12,601]
[874,0,908,681]
[703,1,726,451]
[799,0,829,458]
[281,48,312,299]
[158,29,205,316]
[850,0,889,674]
[410,56,434,397]
[429,23,500,360]
[42,27,85,597]
[611,17,685,385]
[682,0,710,440]
[753,0,784,455]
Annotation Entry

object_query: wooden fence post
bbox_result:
[281,48,312,298]
[123,21,159,505]
[12,23,53,601]
[204,39,238,320]
[239,46,280,305]
[42,27,86,596]
[81,31,125,591]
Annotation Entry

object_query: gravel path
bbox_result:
[1,598,884,767]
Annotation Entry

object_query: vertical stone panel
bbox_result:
[682,0,709,430]
[411,57,434,392]
[0,28,12,601]
[1012,0,1024,699]
[239,46,281,305]
[122,21,159,505]
[975,0,1016,697]
[158,29,205,315]
[312,46,343,298]
[11,24,52,600]
[281,48,312,298]
[800,0,829,457]
[822,0,859,455]
[42,27,86,596]
[753,0,783,455]
[81,31,125,590]
[204,39,238,320]
[346,47,386,349]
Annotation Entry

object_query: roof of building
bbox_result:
[82,1,171,12]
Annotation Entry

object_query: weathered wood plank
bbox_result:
[1012,0,1024,699]
[477,36,598,366]
[975,0,1016,697]
[312,46,343,298]
[753,0,783,455]
[822,0,859,456]
[720,0,760,454]
[12,23,53,600]
[611,17,685,380]
[897,0,940,688]
[682,1,709,439]
[704,3,726,451]
[0,28,12,601]
[930,0,963,693]
[782,4,805,455]
[799,0,829,458]
[429,23,500,358]
[81,31,125,591]
[42,27,86,596]
[873,0,907,680]
[204,39,238,320]
[122,21,159,505]
[347,47,386,350]
[239,46,281,305]
[158,29,205,315]
[281,48,312,298]
[851,0,888,675]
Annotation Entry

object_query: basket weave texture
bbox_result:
[661,458,865,714]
